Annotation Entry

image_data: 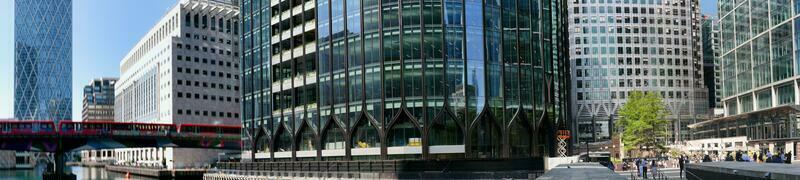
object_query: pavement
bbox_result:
[616,168,685,180]
[538,163,626,180]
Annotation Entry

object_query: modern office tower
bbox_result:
[239,0,570,163]
[14,0,72,122]
[82,78,118,121]
[690,0,800,150]
[569,0,707,144]
[113,0,240,169]
[701,15,723,117]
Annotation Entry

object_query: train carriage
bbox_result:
[0,121,56,136]
[58,121,176,137]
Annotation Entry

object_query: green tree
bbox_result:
[616,91,670,155]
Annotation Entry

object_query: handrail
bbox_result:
[213,159,546,173]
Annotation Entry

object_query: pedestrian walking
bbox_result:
[641,159,649,179]
[679,156,685,178]
[651,159,658,179]
[636,158,642,177]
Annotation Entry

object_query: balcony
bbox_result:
[304,20,316,32]
[293,25,303,36]
[304,41,316,55]
[292,5,303,17]
[304,0,315,11]
[292,46,304,58]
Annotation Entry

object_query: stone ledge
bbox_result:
[686,161,800,180]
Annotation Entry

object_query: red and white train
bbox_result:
[0,120,240,138]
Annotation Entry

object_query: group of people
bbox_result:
[723,150,792,164]
[630,158,661,179]
[622,156,689,179]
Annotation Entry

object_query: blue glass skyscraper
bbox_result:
[14,0,72,122]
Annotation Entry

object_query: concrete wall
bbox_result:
[544,156,581,170]
[0,150,15,169]
[171,148,234,169]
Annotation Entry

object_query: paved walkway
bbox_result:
[538,163,626,180]
[616,168,685,180]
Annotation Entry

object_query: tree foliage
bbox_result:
[616,91,670,153]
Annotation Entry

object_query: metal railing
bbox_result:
[215,158,544,173]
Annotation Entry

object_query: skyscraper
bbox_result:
[701,15,723,116]
[239,0,569,162]
[568,0,707,143]
[14,0,72,122]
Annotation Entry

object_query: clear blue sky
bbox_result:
[0,0,177,120]
[701,0,718,16]
[0,0,719,120]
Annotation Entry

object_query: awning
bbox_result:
[688,105,800,129]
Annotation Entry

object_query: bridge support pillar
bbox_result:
[43,136,75,180]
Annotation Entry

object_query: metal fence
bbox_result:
[212,158,545,179]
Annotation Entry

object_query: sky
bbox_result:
[0,0,177,120]
[0,0,719,120]
[701,0,718,16]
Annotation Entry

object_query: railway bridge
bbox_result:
[0,120,241,180]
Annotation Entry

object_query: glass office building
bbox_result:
[690,0,800,155]
[702,15,722,111]
[14,0,72,122]
[240,0,570,161]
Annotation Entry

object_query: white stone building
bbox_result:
[113,0,240,169]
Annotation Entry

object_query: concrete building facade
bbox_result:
[113,0,241,169]
[83,78,118,121]
[568,0,708,143]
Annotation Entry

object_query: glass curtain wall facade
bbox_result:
[719,0,795,117]
[691,0,800,143]
[14,0,73,122]
[241,0,569,161]
[569,0,707,143]
[702,15,722,110]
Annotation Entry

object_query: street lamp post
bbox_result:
[585,142,590,162]
[587,114,597,143]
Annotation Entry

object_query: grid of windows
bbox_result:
[241,0,570,160]
[83,78,117,121]
[115,0,240,126]
[719,0,797,116]
[569,0,706,143]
